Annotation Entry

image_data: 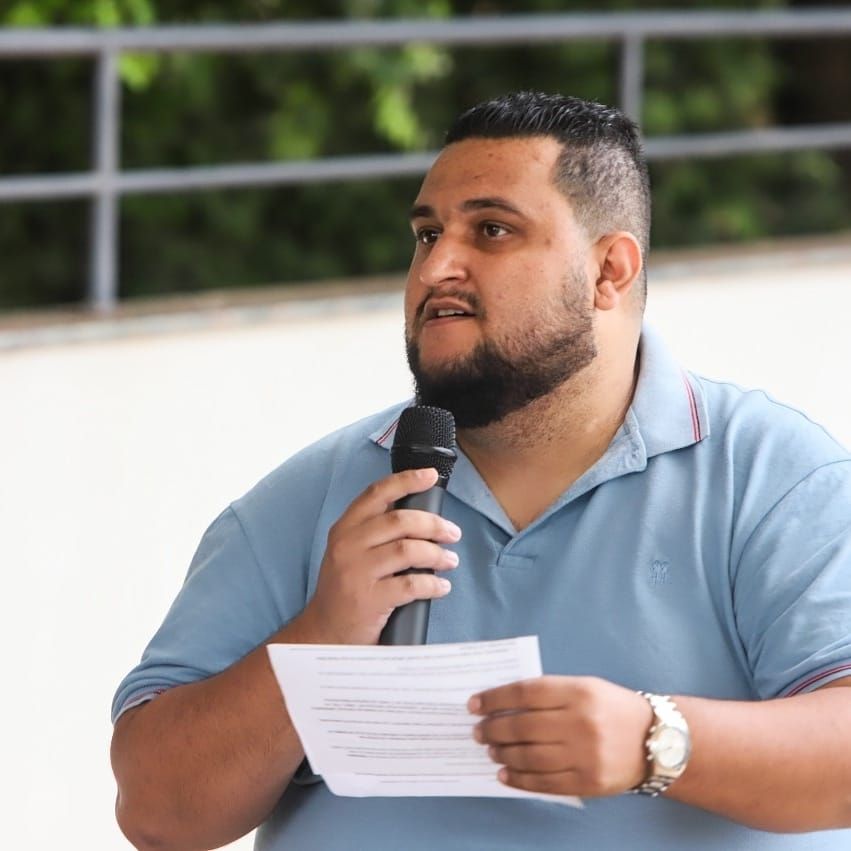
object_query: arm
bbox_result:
[112,617,319,851]
[111,467,462,851]
[470,675,851,832]
[669,678,851,831]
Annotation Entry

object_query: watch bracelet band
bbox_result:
[634,774,674,796]
[630,691,690,797]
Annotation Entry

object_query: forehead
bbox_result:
[415,136,567,212]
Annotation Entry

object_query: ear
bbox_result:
[592,232,643,311]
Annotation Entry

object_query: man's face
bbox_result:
[404,136,597,428]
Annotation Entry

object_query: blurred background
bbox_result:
[1,2,850,849]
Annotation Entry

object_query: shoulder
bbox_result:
[692,373,850,484]
[229,401,408,536]
[686,374,851,558]
[199,401,409,583]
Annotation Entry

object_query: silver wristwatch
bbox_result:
[631,692,691,797]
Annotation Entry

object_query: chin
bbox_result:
[417,338,476,372]
[420,350,479,382]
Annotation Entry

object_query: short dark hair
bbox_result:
[445,92,650,297]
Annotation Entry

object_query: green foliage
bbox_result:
[4,0,160,89]
[352,44,453,150]
[1,0,850,310]
[3,0,155,26]
[652,151,846,246]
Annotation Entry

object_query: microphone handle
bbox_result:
[378,483,448,646]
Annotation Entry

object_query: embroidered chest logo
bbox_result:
[649,559,671,586]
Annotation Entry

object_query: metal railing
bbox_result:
[2,9,851,312]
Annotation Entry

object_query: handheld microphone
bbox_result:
[379,405,457,646]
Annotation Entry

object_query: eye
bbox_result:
[482,222,510,238]
[415,227,440,246]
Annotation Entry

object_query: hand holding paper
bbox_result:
[267,635,580,806]
[469,673,652,799]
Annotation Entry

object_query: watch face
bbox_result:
[651,728,688,770]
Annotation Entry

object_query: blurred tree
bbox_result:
[0,0,849,311]
[774,0,851,202]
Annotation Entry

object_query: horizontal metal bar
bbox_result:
[2,10,851,58]
[116,152,437,193]
[4,123,851,202]
[644,122,851,160]
[0,172,99,200]
[0,153,437,201]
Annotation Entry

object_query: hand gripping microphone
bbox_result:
[379,405,458,646]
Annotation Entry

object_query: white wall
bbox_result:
[2,247,849,850]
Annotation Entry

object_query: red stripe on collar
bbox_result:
[681,373,702,442]
[375,417,400,447]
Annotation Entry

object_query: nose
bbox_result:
[416,232,470,288]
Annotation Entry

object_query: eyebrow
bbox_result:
[408,196,526,221]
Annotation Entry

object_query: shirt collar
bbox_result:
[631,324,710,458]
[368,327,709,535]
[369,326,709,459]
[369,402,410,449]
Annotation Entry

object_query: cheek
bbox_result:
[403,280,422,333]
[491,265,551,311]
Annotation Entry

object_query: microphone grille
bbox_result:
[391,406,457,478]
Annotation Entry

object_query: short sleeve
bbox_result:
[111,505,291,722]
[733,460,851,698]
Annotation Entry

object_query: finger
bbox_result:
[488,743,571,773]
[356,509,462,550]
[474,709,566,746]
[367,538,459,581]
[497,767,582,797]
[468,676,571,715]
[340,468,441,528]
[374,570,453,610]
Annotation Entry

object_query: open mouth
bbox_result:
[431,308,472,320]
[422,301,477,326]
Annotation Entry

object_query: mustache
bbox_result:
[415,288,484,324]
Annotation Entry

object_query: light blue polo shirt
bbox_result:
[113,327,851,849]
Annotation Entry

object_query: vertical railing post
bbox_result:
[89,47,121,312]
[619,33,644,125]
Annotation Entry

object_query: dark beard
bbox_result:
[406,305,597,429]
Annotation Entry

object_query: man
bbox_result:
[111,92,851,850]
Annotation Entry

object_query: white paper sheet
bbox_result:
[267,635,581,806]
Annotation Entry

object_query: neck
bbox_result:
[456,333,640,530]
